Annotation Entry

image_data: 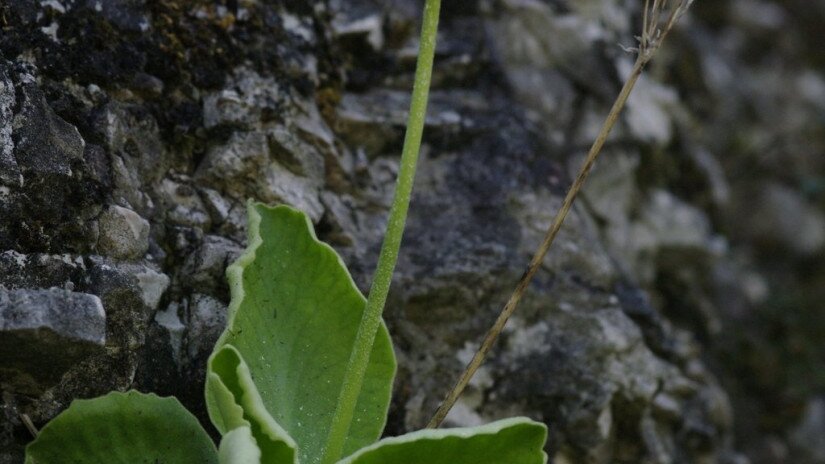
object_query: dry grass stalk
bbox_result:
[20,414,38,438]
[427,0,696,429]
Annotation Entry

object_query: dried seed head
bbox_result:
[638,0,695,61]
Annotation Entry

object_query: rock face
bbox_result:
[0,287,106,396]
[1,1,824,464]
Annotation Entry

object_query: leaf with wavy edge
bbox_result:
[219,426,262,464]
[207,344,297,463]
[25,391,217,464]
[337,418,548,464]
[207,203,396,463]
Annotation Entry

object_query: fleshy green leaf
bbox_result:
[219,427,262,464]
[25,391,217,464]
[207,203,397,464]
[337,418,548,464]
[206,344,297,463]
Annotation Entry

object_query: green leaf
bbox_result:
[206,344,297,463]
[219,427,261,464]
[337,418,548,464]
[208,203,397,464]
[25,391,217,464]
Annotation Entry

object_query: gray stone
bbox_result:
[202,68,286,129]
[180,235,243,298]
[791,398,825,463]
[332,12,385,50]
[689,148,732,207]
[12,70,85,179]
[97,205,150,260]
[487,0,619,99]
[0,252,167,320]
[86,0,152,33]
[639,190,712,249]
[154,302,186,369]
[0,287,106,395]
[134,268,170,311]
[156,177,211,229]
[199,187,232,225]
[197,131,269,198]
[580,150,640,224]
[739,183,825,255]
[0,63,21,187]
[94,102,166,215]
[84,257,170,351]
[607,188,715,283]
[0,251,87,291]
[622,59,680,144]
[491,308,725,463]
[731,0,788,31]
[0,59,106,253]
[196,128,326,222]
[335,90,466,158]
[263,162,325,222]
[185,294,227,363]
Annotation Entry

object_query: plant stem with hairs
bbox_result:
[320,0,441,462]
[427,0,695,429]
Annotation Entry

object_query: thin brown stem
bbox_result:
[642,0,651,45]
[427,0,694,430]
[427,55,649,428]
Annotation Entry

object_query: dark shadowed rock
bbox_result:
[0,63,20,187]
[0,59,106,254]
[185,293,227,364]
[791,398,825,462]
[735,183,825,256]
[0,287,105,396]
[180,235,243,300]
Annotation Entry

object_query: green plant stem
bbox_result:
[320,1,441,463]
[427,54,650,429]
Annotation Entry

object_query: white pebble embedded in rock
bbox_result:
[97,205,150,260]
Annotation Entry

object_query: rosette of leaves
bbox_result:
[25,204,548,464]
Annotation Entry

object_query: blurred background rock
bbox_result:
[1,0,823,463]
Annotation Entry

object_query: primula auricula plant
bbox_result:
[24,1,549,463]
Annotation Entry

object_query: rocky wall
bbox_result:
[1,1,824,463]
